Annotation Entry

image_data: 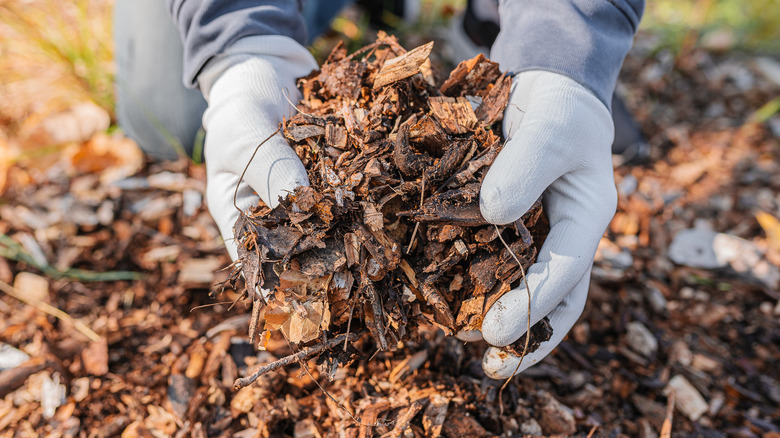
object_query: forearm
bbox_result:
[491,0,644,110]
[166,0,308,89]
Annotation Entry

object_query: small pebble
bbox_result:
[666,375,708,421]
[626,321,658,357]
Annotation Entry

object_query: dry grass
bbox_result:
[0,0,114,135]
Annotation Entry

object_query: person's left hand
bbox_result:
[475,70,617,378]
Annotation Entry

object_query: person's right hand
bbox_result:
[198,36,318,260]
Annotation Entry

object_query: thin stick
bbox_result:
[248,297,262,346]
[660,390,675,438]
[234,126,282,213]
[0,279,102,343]
[344,297,357,352]
[280,333,379,427]
[294,342,369,426]
[189,301,233,311]
[282,87,315,117]
[406,175,425,254]
[234,332,359,389]
[587,425,599,438]
[494,225,532,415]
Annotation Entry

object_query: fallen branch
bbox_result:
[234,332,360,389]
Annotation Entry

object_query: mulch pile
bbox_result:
[220,34,549,385]
[0,33,779,437]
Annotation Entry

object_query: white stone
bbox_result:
[669,227,780,288]
[666,375,708,421]
[626,321,658,357]
[41,373,66,419]
[668,228,723,269]
[0,343,30,370]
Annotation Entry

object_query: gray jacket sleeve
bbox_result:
[166,0,307,89]
[491,0,644,110]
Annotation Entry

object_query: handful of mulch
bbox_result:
[218,33,551,383]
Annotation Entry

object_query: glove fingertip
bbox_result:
[481,294,525,347]
[482,347,520,379]
[479,185,509,225]
[479,179,537,226]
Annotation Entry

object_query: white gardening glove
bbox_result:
[199,36,318,260]
[478,70,617,378]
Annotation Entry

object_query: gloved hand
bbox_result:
[199,36,318,260]
[477,70,617,378]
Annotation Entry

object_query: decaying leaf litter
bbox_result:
[218,32,552,383]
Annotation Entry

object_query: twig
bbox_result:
[248,297,263,347]
[344,296,357,351]
[279,332,379,427]
[234,125,282,213]
[282,87,315,117]
[660,389,675,438]
[494,224,532,415]
[233,332,359,389]
[189,301,233,311]
[587,425,599,438]
[0,279,102,343]
[406,175,425,254]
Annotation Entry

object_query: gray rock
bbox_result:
[626,321,658,357]
[668,227,723,269]
[535,390,576,435]
[520,418,543,436]
[668,227,780,288]
[645,287,668,314]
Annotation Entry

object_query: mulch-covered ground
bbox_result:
[1,33,779,437]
